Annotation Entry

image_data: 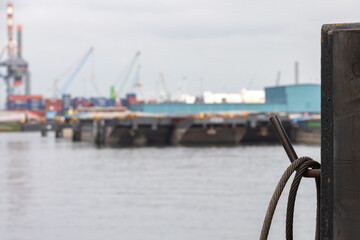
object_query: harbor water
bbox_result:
[0,132,320,240]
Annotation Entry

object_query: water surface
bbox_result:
[0,132,320,240]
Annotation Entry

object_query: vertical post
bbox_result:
[276,71,281,86]
[294,61,299,85]
[321,23,360,240]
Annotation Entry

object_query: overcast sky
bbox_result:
[0,0,359,101]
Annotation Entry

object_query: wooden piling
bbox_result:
[321,23,360,240]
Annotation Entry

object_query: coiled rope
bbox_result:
[260,156,321,240]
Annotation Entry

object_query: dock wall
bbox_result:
[67,113,292,146]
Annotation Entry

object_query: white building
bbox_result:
[240,89,265,103]
[202,89,265,104]
[179,94,196,104]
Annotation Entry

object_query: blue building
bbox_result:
[265,84,320,113]
[130,84,320,114]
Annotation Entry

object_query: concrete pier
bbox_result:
[321,23,360,239]
[171,116,247,145]
[67,113,292,146]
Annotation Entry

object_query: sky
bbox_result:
[0,0,359,102]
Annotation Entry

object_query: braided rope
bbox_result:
[259,157,320,240]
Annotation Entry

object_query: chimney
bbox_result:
[17,25,22,58]
[7,3,14,58]
[294,61,299,85]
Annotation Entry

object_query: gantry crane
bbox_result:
[0,3,31,101]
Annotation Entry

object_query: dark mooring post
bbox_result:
[321,23,360,240]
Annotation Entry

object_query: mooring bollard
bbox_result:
[94,119,106,145]
[321,23,360,239]
[72,119,81,142]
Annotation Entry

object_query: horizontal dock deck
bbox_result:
[46,112,297,146]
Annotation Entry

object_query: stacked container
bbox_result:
[121,98,128,107]
[72,97,91,109]
[8,95,28,110]
[45,99,62,111]
[62,94,72,113]
[148,100,157,104]
[8,94,45,111]
[107,99,117,107]
[90,97,109,107]
[27,95,44,111]
[126,93,137,105]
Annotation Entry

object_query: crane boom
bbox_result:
[59,46,94,96]
[130,64,141,93]
[117,51,140,96]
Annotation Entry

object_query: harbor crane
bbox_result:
[115,51,141,96]
[58,46,94,97]
[130,64,142,94]
[0,3,31,100]
[159,72,170,102]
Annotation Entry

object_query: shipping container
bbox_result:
[8,101,27,110]
[62,94,71,111]
[27,99,44,111]
[8,94,43,100]
[90,97,108,107]
[46,111,56,119]
[7,94,44,111]
[8,95,27,101]
[128,99,138,105]
[127,96,136,100]
[72,97,87,102]
[26,95,43,100]
[29,110,46,117]
[107,99,117,106]
[72,97,91,109]
[45,99,62,111]
[121,99,128,107]
[8,99,27,110]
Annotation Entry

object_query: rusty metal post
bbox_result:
[321,23,360,240]
[270,115,320,178]
[270,115,298,161]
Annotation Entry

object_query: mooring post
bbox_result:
[72,119,81,142]
[321,23,360,240]
[95,119,106,145]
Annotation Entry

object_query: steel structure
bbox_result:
[0,3,31,104]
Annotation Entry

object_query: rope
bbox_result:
[259,156,321,240]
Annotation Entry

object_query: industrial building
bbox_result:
[129,84,320,114]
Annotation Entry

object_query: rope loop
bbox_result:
[259,156,321,240]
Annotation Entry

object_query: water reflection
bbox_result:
[3,139,33,239]
[0,132,320,240]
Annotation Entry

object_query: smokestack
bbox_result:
[294,61,299,85]
[7,3,14,58]
[276,71,281,86]
[17,25,22,58]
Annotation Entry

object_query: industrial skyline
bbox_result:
[0,0,358,103]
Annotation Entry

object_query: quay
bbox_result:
[47,112,293,146]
